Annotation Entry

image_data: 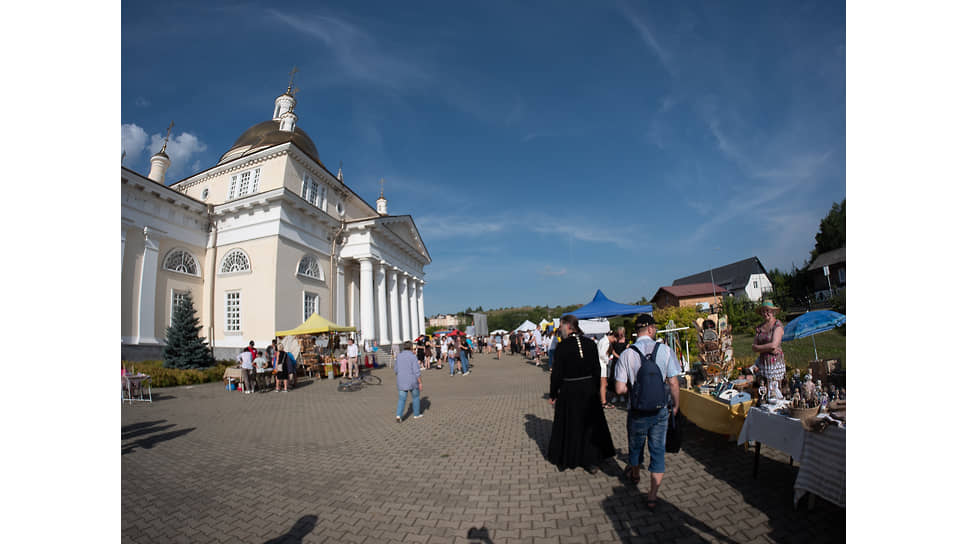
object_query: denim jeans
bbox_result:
[460,352,469,373]
[627,407,669,473]
[548,349,555,370]
[397,388,420,418]
[449,357,456,374]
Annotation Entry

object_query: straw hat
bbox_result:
[757,300,780,315]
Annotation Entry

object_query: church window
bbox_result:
[225,291,241,332]
[301,174,323,207]
[163,249,200,276]
[171,290,190,326]
[297,255,321,280]
[228,168,261,200]
[201,187,209,200]
[303,292,319,321]
[220,249,251,274]
[336,199,345,216]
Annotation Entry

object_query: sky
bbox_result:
[121,1,846,316]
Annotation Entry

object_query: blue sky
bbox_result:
[122,1,845,316]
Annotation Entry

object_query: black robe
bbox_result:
[547,334,615,469]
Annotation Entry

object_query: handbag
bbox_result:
[666,409,684,453]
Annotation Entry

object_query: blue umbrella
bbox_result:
[782,310,846,361]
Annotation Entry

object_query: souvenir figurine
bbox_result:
[792,389,802,408]
[802,379,816,404]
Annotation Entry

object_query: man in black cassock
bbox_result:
[547,315,616,473]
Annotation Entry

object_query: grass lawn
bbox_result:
[732,326,846,371]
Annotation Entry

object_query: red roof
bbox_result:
[655,283,727,298]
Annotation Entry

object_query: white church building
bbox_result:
[121,84,431,360]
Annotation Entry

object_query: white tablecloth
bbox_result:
[737,406,845,508]
[737,407,806,462]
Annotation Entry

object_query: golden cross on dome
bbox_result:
[161,120,174,153]
[287,66,299,94]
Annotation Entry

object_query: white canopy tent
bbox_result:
[579,318,611,338]
[515,320,538,332]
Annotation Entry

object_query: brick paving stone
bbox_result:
[122,352,845,543]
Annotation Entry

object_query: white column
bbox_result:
[409,275,419,337]
[417,281,426,337]
[349,266,359,328]
[375,262,389,345]
[359,258,375,344]
[121,227,127,273]
[388,268,401,344]
[336,260,346,325]
[399,275,411,341]
[136,227,160,344]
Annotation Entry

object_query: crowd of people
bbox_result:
[235,338,302,394]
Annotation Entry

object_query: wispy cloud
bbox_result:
[267,8,432,93]
[617,1,674,75]
[417,211,636,250]
[685,115,833,245]
[539,266,567,277]
[135,96,150,107]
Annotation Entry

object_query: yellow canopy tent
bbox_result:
[275,313,356,337]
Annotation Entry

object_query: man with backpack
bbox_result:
[614,314,681,512]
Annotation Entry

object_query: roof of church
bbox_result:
[217,120,320,165]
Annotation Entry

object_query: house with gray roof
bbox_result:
[806,247,845,299]
[672,257,773,302]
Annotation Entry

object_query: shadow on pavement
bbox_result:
[466,526,493,544]
[121,421,196,455]
[602,484,742,543]
[264,514,318,544]
[523,414,552,458]
[678,420,846,541]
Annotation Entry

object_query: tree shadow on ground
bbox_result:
[602,484,742,544]
[121,420,195,455]
[678,420,846,542]
[264,514,318,544]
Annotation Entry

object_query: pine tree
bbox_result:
[163,292,214,369]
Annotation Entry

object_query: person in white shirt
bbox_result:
[597,331,617,409]
[237,348,255,394]
[346,338,360,378]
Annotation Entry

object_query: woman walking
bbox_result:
[547,315,615,473]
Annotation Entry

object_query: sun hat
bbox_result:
[757,300,779,315]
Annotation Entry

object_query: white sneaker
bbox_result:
[396,416,402,423]
[414,414,424,419]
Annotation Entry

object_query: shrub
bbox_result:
[122,360,234,388]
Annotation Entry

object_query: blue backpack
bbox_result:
[628,342,667,413]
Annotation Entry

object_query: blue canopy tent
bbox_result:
[565,289,653,319]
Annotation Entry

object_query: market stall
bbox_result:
[275,313,357,379]
[679,388,753,439]
[738,402,846,508]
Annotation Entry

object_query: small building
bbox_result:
[806,247,845,299]
[672,257,772,301]
[650,283,728,310]
[428,314,459,328]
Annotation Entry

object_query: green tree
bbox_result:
[810,199,845,261]
[162,293,215,369]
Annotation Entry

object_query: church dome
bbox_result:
[217,120,320,165]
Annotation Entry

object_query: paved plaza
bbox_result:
[122,352,845,543]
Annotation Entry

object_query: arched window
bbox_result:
[220,249,251,274]
[297,254,322,280]
[163,249,200,276]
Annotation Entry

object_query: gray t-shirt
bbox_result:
[615,337,681,387]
